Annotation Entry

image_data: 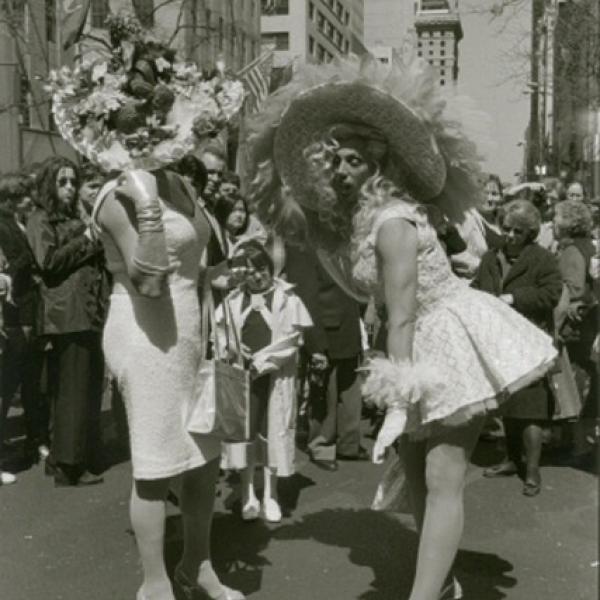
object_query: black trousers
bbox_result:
[50,331,104,467]
[308,355,362,460]
[0,326,48,460]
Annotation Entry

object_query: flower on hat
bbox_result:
[46,13,244,171]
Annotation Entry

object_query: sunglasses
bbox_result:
[58,177,77,187]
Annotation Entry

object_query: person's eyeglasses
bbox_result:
[58,177,76,187]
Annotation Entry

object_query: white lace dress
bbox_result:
[369,201,558,438]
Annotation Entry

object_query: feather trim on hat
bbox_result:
[245,53,490,252]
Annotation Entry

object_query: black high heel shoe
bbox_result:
[439,577,463,599]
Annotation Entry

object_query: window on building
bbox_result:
[48,101,57,131]
[440,69,445,76]
[309,35,315,55]
[336,31,343,47]
[19,71,30,128]
[45,0,55,42]
[205,8,211,30]
[417,50,422,57]
[132,0,154,28]
[421,31,429,38]
[261,0,289,15]
[429,50,433,55]
[440,40,446,47]
[336,1,343,19]
[440,59,445,65]
[379,57,389,64]
[317,12,325,30]
[344,11,349,24]
[429,40,433,45]
[91,0,109,28]
[440,79,445,86]
[440,49,445,56]
[317,43,325,62]
[417,41,422,47]
[219,17,224,50]
[309,2,314,20]
[261,31,289,51]
[327,22,334,39]
[344,39,349,53]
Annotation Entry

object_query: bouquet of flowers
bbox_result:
[46,13,245,171]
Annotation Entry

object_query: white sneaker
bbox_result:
[241,498,260,521]
[38,445,50,461]
[262,498,282,523]
[0,471,17,485]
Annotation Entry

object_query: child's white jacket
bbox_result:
[215,278,313,476]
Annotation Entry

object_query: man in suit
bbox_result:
[285,243,367,470]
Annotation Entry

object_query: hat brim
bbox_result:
[273,81,446,204]
[53,94,210,172]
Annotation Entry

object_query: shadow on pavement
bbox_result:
[163,511,274,597]
[273,508,517,600]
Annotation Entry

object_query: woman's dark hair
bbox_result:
[221,170,241,188]
[237,239,274,275]
[214,193,249,235]
[486,173,503,197]
[79,161,105,183]
[36,157,79,215]
[0,172,33,204]
[175,154,208,194]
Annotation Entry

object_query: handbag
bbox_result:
[548,346,582,421]
[187,289,250,442]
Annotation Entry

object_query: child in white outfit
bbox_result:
[216,240,312,522]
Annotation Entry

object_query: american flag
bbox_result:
[237,50,275,114]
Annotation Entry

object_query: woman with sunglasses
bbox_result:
[472,199,562,496]
[26,157,108,486]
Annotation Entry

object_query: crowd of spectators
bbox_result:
[0,154,597,503]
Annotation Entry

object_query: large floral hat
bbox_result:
[46,13,244,171]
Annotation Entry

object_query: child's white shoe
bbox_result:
[262,498,282,523]
[241,497,260,521]
[0,471,16,485]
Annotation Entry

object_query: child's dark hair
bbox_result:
[237,239,274,275]
[79,162,106,183]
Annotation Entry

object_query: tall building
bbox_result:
[0,0,77,172]
[260,0,365,68]
[0,0,261,172]
[414,0,463,88]
[88,0,262,72]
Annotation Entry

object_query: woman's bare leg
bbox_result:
[177,458,225,597]
[408,417,484,600]
[131,477,174,600]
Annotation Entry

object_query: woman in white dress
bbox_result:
[244,56,558,600]
[47,16,246,600]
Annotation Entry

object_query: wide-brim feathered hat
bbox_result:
[47,14,244,172]
[274,80,446,204]
[245,54,491,223]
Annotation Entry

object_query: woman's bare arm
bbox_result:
[98,191,166,298]
[377,218,419,361]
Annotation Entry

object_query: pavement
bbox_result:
[0,415,598,600]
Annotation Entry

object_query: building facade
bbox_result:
[414,0,463,88]
[0,0,78,173]
[260,0,365,68]
[0,0,261,172]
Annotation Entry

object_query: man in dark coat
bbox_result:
[285,243,367,470]
[0,173,47,469]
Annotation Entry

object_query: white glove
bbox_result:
[372,408,407,464]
